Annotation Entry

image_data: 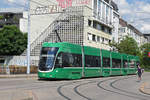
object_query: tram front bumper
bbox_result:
[38,72,55,79]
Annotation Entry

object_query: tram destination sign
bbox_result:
[33,0,91,15]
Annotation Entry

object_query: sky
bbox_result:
[0,0,27,8]
[0,0,150,33]
[113,0,150,33]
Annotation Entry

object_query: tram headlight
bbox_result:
[50,75,52,77]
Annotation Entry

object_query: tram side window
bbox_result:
[55,53,63,68]
[85,55,101,67]
[112,59,121,68]
[55,52,82,67]
[73,54,82,67]
[123,60,128,68]
[103,57,110,68]
[129,60,135,68]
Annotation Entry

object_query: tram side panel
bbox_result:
[55,43,83,79]
[111,52,122,76]
[83,46,102,78]
[101,49,111,77]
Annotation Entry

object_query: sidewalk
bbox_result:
[0,74,38,79]
[139,82,150,95]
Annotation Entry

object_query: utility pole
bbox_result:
[27,0,31,74]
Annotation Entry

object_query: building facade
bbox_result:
[28,0,119,57]
[0,8,27,33]
[111,1,119,43]
[119,18,147,46]
[144,34,150,43]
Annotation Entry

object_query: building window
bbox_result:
[0,59,4,63]
[102,37,104,43]
[98,0,101,18]
[93,21,97,29]
[88,20,92,26]
[104,38,108,44]
[109,40,111,44]
[92,34,96,41]
[119,28,126,33]
[97,36,100,42]
[104,27,108,33]
[94,0,97,16]
[106,5,109,21]
[110,9,112,24]
[97,23,101,30]
[102,2,105,20]
[92,21,112,35]
[88,33,92,40]
[102,25,105,31]
[109,29,112,34]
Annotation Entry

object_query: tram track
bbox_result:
[97,76,149,100]
[110,76,150,98]
[73,81,97,100]
[57,80,88,100]
[57,79,99,100]
[57,81,75,100]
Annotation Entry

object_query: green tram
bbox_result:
[38,42,139,79]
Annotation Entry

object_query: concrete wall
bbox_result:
[29,0,116,50]
[30,0,92,44]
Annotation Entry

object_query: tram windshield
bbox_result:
[39,47,59,71]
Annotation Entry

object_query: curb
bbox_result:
[139,82,150,95]
[0,74,38,79]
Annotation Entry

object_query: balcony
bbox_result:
[93,11,112,28]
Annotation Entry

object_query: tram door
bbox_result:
[102,57,111,77]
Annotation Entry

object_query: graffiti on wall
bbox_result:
[34,0,91,15]
[34,5,63,15]
[56,0,91,8]
[56,0,73,8]
[75,0,91,5]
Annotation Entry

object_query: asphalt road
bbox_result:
[0,72,150,100]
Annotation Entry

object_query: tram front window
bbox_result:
[39,47,59,71]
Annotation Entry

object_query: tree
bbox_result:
[0,25,27,55]
[0,15,4,20]
[140,43,150,69]
[109,36,140,56]
[118,36,140,56]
